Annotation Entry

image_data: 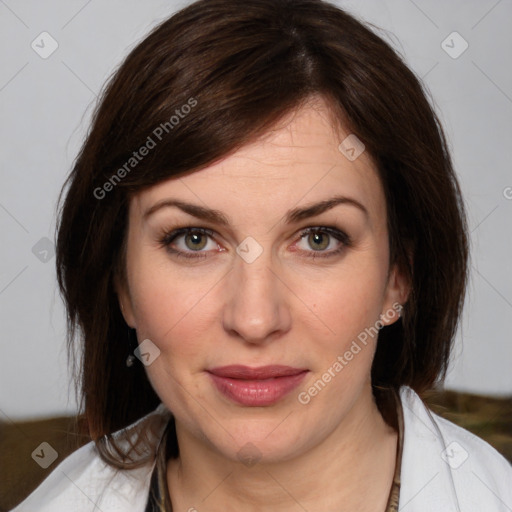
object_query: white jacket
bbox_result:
[10,386,512,511]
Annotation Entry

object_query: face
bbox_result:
[117,96,408,464]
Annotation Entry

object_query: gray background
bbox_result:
[1,0,511,420]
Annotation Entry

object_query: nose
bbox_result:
[221,247,292,346]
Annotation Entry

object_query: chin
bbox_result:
[199,416,311,466]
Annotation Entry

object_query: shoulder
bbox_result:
[10,404,171,512]
[398,385,512,512]
[10,441,152,512]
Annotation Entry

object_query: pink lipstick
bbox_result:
[207,365,308,406]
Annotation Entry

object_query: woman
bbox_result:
[11,0,511,510]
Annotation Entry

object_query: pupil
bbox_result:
[310,232,327,250]
[187,232,206,250]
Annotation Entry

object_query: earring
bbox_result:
[125,327,138,367]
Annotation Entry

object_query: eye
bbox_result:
[158,227,219,259]
[294,227,351,258]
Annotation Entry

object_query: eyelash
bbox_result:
[157,226,352,261]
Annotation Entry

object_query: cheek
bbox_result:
[127,254,221,364]
[128,264,215,413]
[295,269,385,405]
[128,246,195,329]
[297,260,387,344]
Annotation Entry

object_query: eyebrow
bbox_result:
[143,194,368,225]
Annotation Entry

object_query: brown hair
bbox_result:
[55,0,469,467]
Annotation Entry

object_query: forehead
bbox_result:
[130,98,385,225]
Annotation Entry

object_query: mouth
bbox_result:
[206,365,309,406]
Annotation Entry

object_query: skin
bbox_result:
[117,95,410,512]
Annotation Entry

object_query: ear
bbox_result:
[113,270,137,329]
[379,261,410,327]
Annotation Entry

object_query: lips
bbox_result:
[207,365,308,406]
[208,365,307,379]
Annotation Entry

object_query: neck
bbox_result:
[167,386,398,512]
